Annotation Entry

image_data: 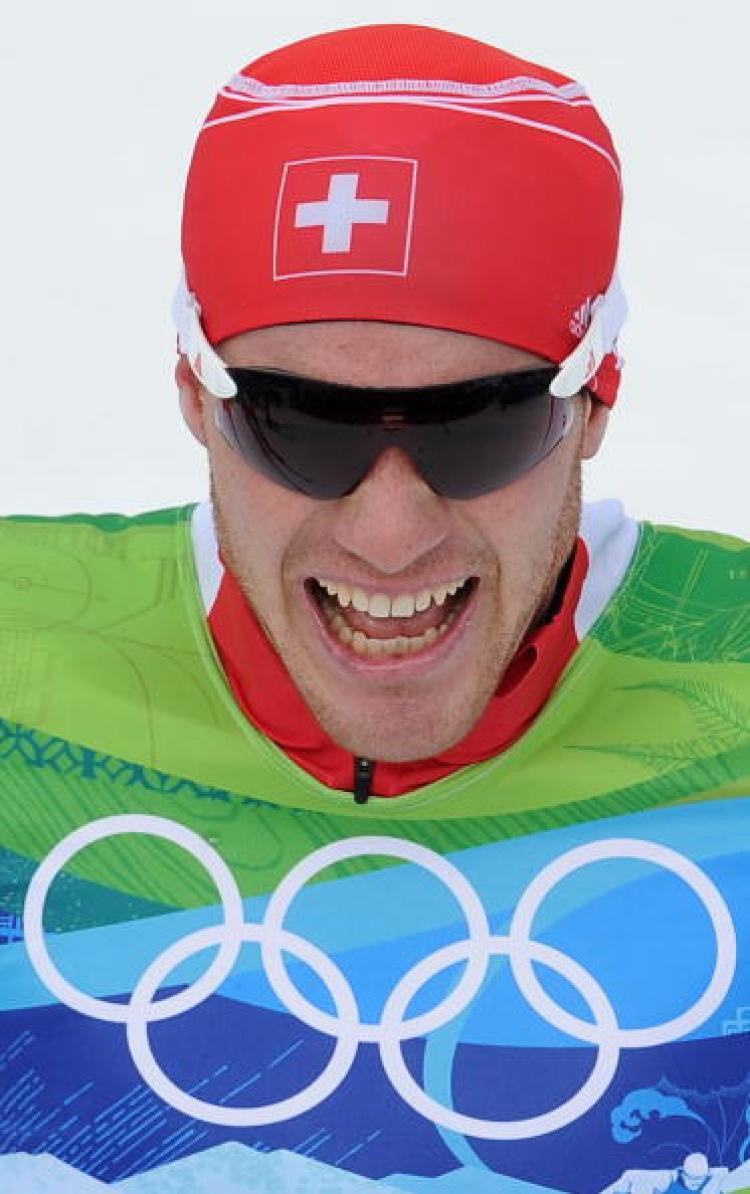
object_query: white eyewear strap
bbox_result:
[172,269,627,401]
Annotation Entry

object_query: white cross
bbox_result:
[294,173,390,254]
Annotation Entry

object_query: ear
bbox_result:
[175,354,209,447]
[581,394,610,460]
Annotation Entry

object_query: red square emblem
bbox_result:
[273,155,418,280]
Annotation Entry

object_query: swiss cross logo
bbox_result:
[273,155,418,280]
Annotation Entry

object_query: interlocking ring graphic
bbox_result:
[23,815,737,1139]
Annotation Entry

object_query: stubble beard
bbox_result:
[210,454,584,764]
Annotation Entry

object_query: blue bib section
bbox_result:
[1,797,750,1191]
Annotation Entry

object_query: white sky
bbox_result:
[1,0,748,538]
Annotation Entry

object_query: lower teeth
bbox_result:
[326,609,454,657]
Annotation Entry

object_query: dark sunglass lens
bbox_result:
[221,367,569,500]
[406,376,571,498]
[218,379,372,497]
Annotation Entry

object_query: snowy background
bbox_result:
[1,0,748,537]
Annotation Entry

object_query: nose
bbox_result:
[331,446,451,574]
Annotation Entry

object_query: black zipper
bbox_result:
[353,757,374,804]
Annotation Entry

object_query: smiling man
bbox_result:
[0,23,748,1194]
[180,322,607,777]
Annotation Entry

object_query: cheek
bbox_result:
[463,434,581,574]
[468,477,557,556]
[209,441,315,584]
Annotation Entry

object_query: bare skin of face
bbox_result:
[178,321,609,763]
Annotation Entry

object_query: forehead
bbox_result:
[217,320,548,387]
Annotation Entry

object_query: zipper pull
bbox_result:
[353,758,374,805]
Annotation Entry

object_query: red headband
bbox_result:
[181,24,625,404]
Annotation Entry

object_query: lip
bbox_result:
[304,577,480,677]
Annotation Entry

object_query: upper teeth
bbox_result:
[317,578,467,618]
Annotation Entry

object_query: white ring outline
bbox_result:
[379,934,620,1139]
[23,815,245,1024]
[262,835,491,1043]
[21,819,739,1140]
[126,922,359,1126]
[508,838,737,1048]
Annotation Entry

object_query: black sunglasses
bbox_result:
[214,365,575,499]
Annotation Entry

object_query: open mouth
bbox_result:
[307,575,478,660]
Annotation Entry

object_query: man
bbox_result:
[0,22,747,1194]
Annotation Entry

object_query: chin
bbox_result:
[312,695,488,762]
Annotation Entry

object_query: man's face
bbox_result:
[182,321,607,763]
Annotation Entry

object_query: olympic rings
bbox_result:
[508,838,737,1049]
[23,815,245,1024]
[379,935,620,1139]
[22,816,738,1138]
[127,922,359,1126]
[262,835,491,1044]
